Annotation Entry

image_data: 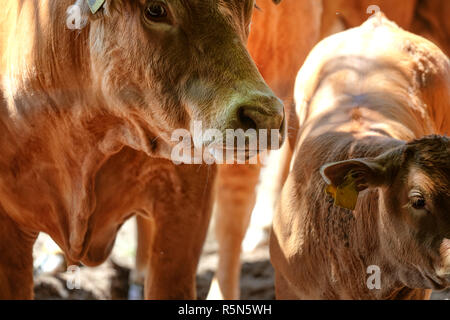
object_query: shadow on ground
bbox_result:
[34,249,276,300]
[33,218,450,300]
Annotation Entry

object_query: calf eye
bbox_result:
[144,2,168,21]
[411,197,426,210]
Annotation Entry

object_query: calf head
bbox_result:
[321,135,450,290]
[74,0,285,158]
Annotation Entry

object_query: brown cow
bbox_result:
[204,0,321,299]
[321,0,450,57]
[131,0,320,300]
[411,0,450,57]
[271,15,450,299]
[320,0,417,39]
[0,0,285,299]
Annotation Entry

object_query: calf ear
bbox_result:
[272,0,282,4]
[320,159,385,210]
[321,159,386,191]
[320,146,405,210]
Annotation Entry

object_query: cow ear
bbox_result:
[321,159,385,191]
[320,159,385,210]
[272,0,282,4]
[320,147,404,210]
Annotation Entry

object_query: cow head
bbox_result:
[321,135,450,290]
[72,0,285,159]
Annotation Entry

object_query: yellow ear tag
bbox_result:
[325,173,359,210]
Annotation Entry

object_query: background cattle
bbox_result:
[205,0,321,300]
[271,15,450,299]
[320,0,450,56]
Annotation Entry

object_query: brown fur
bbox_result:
[0,0,285,299]
[320,0,450,57]
[203,0,322,300]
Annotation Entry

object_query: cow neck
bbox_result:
[0,1,170,260]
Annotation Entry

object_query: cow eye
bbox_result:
[411,197,426,210]
[144,2,168,22]
[409,191,427,210]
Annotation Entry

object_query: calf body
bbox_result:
[271,15,450,299]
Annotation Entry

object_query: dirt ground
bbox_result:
[33,217,450,300]
[33,216,277,300]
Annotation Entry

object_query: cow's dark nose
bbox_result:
[228,95,285,149]
[234,96,285,132]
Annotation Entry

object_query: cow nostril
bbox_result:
[229,100,286,150]
[236,104,284,132]
[237,106,258,131]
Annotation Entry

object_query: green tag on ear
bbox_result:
[87,0,105,14]
[325,173,359,210]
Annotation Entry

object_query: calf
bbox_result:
[271,14,450,299]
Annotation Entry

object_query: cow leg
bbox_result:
[135,216,153,280]
[207,163,261,300]
[144,164,216,300]
[0,211,36,299]
[129,215,154,299]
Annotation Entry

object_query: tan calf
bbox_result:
[271,15,450,299]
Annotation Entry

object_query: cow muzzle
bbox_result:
[436,238,450,280]
[219,92,286,151]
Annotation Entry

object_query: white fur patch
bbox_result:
[66,0,90,29]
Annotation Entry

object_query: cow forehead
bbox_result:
[98,0,254,23]
[145,0,253,8]
[110,0,253,8]
[407,166,441,194]
[189,0,253,6]
[407,137,450,170]
[405,139,450,195]
[178,0,254,15]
